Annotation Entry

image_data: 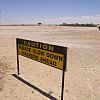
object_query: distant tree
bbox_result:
[81,24,86,27]
[38,23,42,26]
[22,24,25,26]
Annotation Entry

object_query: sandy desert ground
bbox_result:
[0,26,100,100]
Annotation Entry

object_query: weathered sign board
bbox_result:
[16,38,67,70]
[16,38,68,100]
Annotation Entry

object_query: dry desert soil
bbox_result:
[0,26,100,100]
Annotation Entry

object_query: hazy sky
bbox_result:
[0,0,100,24]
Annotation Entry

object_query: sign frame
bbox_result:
[16,38,68,100]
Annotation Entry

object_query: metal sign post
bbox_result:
[61,51,67,100]
[61,68,66,100]
[16,38,20,75]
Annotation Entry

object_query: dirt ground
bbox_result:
[0,26,100,100]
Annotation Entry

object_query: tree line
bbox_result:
[59,23,96,27]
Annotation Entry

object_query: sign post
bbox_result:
[16,38,68,100]
[61,68,65,100]
[61,50,67,100]
[16,38,20,75]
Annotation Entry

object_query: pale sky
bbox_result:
[0,0,100,24]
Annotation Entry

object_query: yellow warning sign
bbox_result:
[17,38,67,70]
